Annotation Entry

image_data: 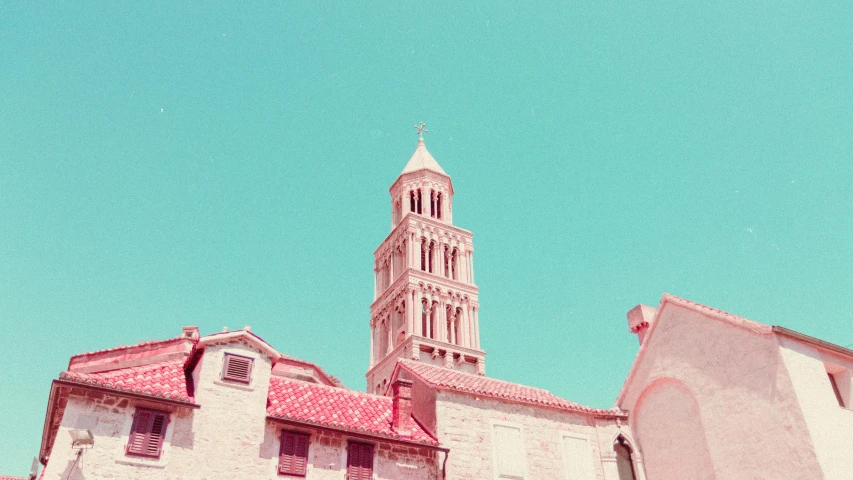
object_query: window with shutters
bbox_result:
[491,423,526,479]
[561,433,596,480]
[222,353,254,384]
[126,407,170,458]
[346,442,374,480]
[278,431,309,476]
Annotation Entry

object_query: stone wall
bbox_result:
[434,391,626,480]
[41,337,438,479]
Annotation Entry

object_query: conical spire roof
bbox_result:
[400,138,447,176]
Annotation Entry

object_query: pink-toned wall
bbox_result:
[620,304,824,479]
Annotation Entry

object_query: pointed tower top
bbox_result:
[400,137,448,176]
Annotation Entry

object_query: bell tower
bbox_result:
[367,131,484,395]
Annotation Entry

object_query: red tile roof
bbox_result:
[59,358,195,404]
[0,476,27,480]
[267,377,439,446]
[398,360,626,417]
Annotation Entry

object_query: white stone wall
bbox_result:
[41,338,438,479]
[434,391,625,480]
[778,337,853,480]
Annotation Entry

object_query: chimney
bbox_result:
[391,379,414,438]
[182,326,200,340]
[627,305,657,345]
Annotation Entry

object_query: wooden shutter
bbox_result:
[222,353,253,383]
[126,408,169,458]
[279,431,309,476]
[347,442,374,480]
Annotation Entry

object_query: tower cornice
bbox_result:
[373,213,474,258]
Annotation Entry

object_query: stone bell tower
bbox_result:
[367,130,484,395]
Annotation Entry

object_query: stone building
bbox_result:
[26,137,853,479]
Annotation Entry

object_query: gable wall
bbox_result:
[620,304,823,480]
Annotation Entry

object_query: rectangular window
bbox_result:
[222,353,253,384]
[493,424,525,479]
[126,408,169,458]
[279,431,309,476]
[562,434,596,480]
[346,442,374,480]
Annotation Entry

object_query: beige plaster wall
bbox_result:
[777,337,853,480]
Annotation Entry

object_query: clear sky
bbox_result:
[2,1,853,475]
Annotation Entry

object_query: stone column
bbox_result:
[459,303,468,348]
[369,319,375,367]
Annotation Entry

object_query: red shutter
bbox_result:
[294,434,309,475]
[347,443,374,480]
[127,410,151,455]
[126,408,169,458]
[223,354,253,383]
[146,412,168,457]
[279,431,309,476]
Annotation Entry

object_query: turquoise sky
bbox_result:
[2,1,853,474]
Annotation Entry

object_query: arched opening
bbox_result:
[420,239,427,271]
[446,305,454,343]
[430,301,438,339]
[416,189,422,214]
[421,299,429,337]
[443,246,450,278]
[430,190,436,218]
[436,193,442,219]
[428,241,435,273]
[615,436,636,480]
[455,307,463,346]
[451,248,458,280]
[409,191,416,213]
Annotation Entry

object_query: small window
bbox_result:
[279,431,310,476]
[493,424,525,479]
[126,408,170,458]
[347,442,374,480]
[223,353,253,384]
[827,370,850,408]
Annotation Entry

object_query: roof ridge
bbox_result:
[269,375,387,401]
[69,335,186,360]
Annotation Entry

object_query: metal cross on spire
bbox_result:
[414,122,428,137]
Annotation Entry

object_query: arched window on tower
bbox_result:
[416,189,422,214]
[451,248,458,280]
[410,191,416,213]
[615,436,637,480]
[428,241,435,274]
[430,301,438,339]
[446,305,454,344]
[443,246,450,278]
[421,299,429,337]
[436,193,442,219]
[420,239,427,271]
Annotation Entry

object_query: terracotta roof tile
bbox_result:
[398,360,625,417]
[0,476,28,480]
[267,377,438,446]
[59,358,194,403]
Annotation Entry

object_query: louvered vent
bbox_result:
[223,353,253,384]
